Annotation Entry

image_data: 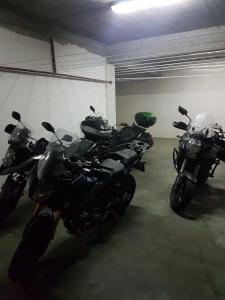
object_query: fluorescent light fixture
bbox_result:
[112,0,185,14]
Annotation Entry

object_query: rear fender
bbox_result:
[139,132,153,147]
[134,160,145,172]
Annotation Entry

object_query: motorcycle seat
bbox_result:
[101,159,124,177]
[109,149,138,166]
[116,126,144,143]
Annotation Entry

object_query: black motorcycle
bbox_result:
[8,122,149,282]
[0,111,48,223]
[80,106,156,155]
[170,106,224,212]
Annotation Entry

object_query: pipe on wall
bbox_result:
[117,72,225,81]
[0,65,112,84]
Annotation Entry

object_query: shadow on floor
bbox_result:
[176,183,225,220]
[0,199,33,234]
[3,206,142,300]
[1,232,95,300]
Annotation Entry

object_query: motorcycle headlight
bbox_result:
[187,139,202,159]
[2,148,15,167]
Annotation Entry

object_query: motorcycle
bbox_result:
[0,111,48,223]
[80,106,156,156]
[170,106,224,212]
[8,121,149,282]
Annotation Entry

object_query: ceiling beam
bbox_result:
[107,25,225,63]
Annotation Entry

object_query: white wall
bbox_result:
[0,26,115,186]
[117,72,225,138]
[0,30,51,71]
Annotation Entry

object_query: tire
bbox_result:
[95,175,136,243]
[0,176,26,223]
[113,174,136,216]
[8,214,54,282]
[170,175,194,212]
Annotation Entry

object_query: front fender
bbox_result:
[181,171,198,183]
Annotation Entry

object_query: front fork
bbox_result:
[33,203,61,239]
[180,159,200,183]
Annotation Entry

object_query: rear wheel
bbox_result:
[113,174,136,216]
[0,175,26,223]
[170,175,194,212]
[96,174,136,242]
[8,213,54,282]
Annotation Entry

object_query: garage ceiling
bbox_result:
[1,0,225,45]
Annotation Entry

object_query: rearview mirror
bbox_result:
[90,106,95,113]
[42,122,55,133]
[178,106,188,116]
[4,124,16,134]
[62,134,73,143]
[12,111,21,122]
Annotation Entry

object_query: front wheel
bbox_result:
[8,213,54,282]
[170,175,194,212]
[0,175,26,223]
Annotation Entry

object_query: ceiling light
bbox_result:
[112,0,185,14]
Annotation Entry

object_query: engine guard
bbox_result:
[173,148,180,173]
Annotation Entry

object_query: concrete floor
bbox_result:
[0,138,225,300]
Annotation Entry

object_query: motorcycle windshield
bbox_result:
[37,129,78,182]
[1,123,33,170]
[9,123,31,146]
[188,113,217,138]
